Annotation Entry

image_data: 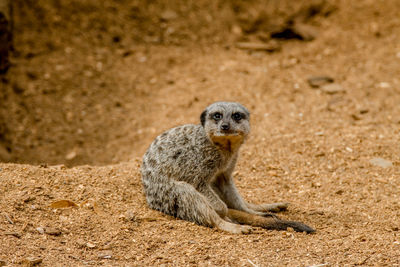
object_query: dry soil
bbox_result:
[1,0,400,266]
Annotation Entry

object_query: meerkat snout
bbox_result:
[220,123,230,131]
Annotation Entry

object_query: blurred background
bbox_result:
[0,0,399,166]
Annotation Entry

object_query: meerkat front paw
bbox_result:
[260,202,289,212]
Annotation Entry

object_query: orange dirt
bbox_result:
[1,0,400,266]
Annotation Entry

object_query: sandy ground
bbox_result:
[1,0,400,266]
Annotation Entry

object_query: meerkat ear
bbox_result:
[200,110,207,126]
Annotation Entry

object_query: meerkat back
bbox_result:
[141,124,218,184]
[141,123,226,226]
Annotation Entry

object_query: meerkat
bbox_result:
[141,101,315,234]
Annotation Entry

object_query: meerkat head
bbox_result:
[200,102,250,151]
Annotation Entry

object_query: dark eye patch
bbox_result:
[232,112,243,121]
[212,112,223,121]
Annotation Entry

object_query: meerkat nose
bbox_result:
[221,123,230,131]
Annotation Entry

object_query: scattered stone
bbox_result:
[44,227,62,236]
[49,164,67,170]
[235,41,281,52]
[3,213,14,224]
[307,76,334,88]
[75,239,86,248]
[65,151,77,160]
[50,200,78,209]
[84,70,93,77]
[142,216,157,222]
[271,22,318,41]
[137,55,147,63]
[231,25,242,35]
[309,210,325,215]
[378,82,390,88]
[124,210,138,222]
[36,227,45,234]
[24,196,36,203]
[335,189,344,195]
[369,157,393,168]
[122,50,134,57]
[149,77,157,84]
[20,257,42,266]
[160,10,177,21]
[281,57,299,68]
[345,147,353,152]
[86,242,96,249]
[311,182,322,188]
[98,250,113,259]
[92,201,104,215]
[351,114,362,120]
[321,83,345,94]
[292,23,319,41]
[281,165,291,174]
[5,231,21,238]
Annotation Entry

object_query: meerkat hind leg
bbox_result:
[227,209,315,233]
[152,181,251,234]
[196,185,252,234]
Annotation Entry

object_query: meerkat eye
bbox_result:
[213,113,223,121]
[232,112,242,121]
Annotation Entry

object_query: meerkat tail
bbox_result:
[227,209,315,233]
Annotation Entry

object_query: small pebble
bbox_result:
[321,84,345,94]
[124,210,138,222]
[307,76,334,88]
[235,41,281,52]
[86,242,96,249]
[369,157,393,168]
[5,232,21,238]
[44,227,62,236]
[65,151,77,160]
[160,10,177,21]
[292,23,319,41]
[378,82,390,88]
[98,250,113,259]
[20,257,42,266]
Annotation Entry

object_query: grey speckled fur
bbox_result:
[141,102,315,234]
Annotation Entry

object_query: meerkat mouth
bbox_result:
[209,133,244,152]
[211,132,243,141]
[213,132,240,137]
